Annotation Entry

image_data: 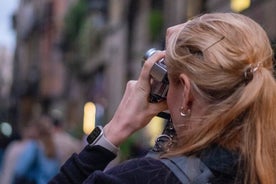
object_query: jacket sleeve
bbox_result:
[49,145,181,184]
[48,145,117,184]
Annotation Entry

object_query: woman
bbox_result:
[49,13,276,184]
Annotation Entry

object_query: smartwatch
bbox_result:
[87,126,119,154]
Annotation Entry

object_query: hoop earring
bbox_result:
[179,106,191,117]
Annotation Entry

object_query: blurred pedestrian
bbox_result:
[0,123,38,184]
[52,116,81,165]
[13,115,60,184]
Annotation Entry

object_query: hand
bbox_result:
[104,51,168,146]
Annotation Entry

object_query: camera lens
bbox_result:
[143,48,157,60]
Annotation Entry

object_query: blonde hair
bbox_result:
[166,13,276,184]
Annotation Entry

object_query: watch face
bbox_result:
[87,126,102,144]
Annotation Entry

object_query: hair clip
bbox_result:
[203,36,225,52]
[244,63,262,84]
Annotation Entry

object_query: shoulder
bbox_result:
[24,140,39,149]
[200,144,240,183]
[103,157,181,184]
[109,156,169,170]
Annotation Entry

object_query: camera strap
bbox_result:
[146,119,214,183]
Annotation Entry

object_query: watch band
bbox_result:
[87,126,119,155]
[94,132,119,155]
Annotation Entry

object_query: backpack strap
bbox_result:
[146,152,214,184]
[161,156,213,184]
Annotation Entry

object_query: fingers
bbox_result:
[104,51,168,146]
[135,50,166,106]
[150,100,168,113]
[138,50,166,87]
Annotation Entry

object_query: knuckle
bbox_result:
[126,80,136,88]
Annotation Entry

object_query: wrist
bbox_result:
[87,126,119,155]
[104,123,132,147]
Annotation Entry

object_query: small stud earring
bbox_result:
[179,106,191,117]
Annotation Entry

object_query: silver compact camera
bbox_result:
[143,48,169,103]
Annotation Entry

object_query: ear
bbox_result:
[179,73,193,106]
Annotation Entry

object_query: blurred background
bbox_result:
[0,0,276,171]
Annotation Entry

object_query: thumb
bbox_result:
[149,100,168,116]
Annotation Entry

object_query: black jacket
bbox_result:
[49,145,239,184]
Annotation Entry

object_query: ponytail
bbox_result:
[242,68,276,184]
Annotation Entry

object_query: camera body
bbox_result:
[143,48,169,103]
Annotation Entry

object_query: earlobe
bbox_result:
[179,106,191,117]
